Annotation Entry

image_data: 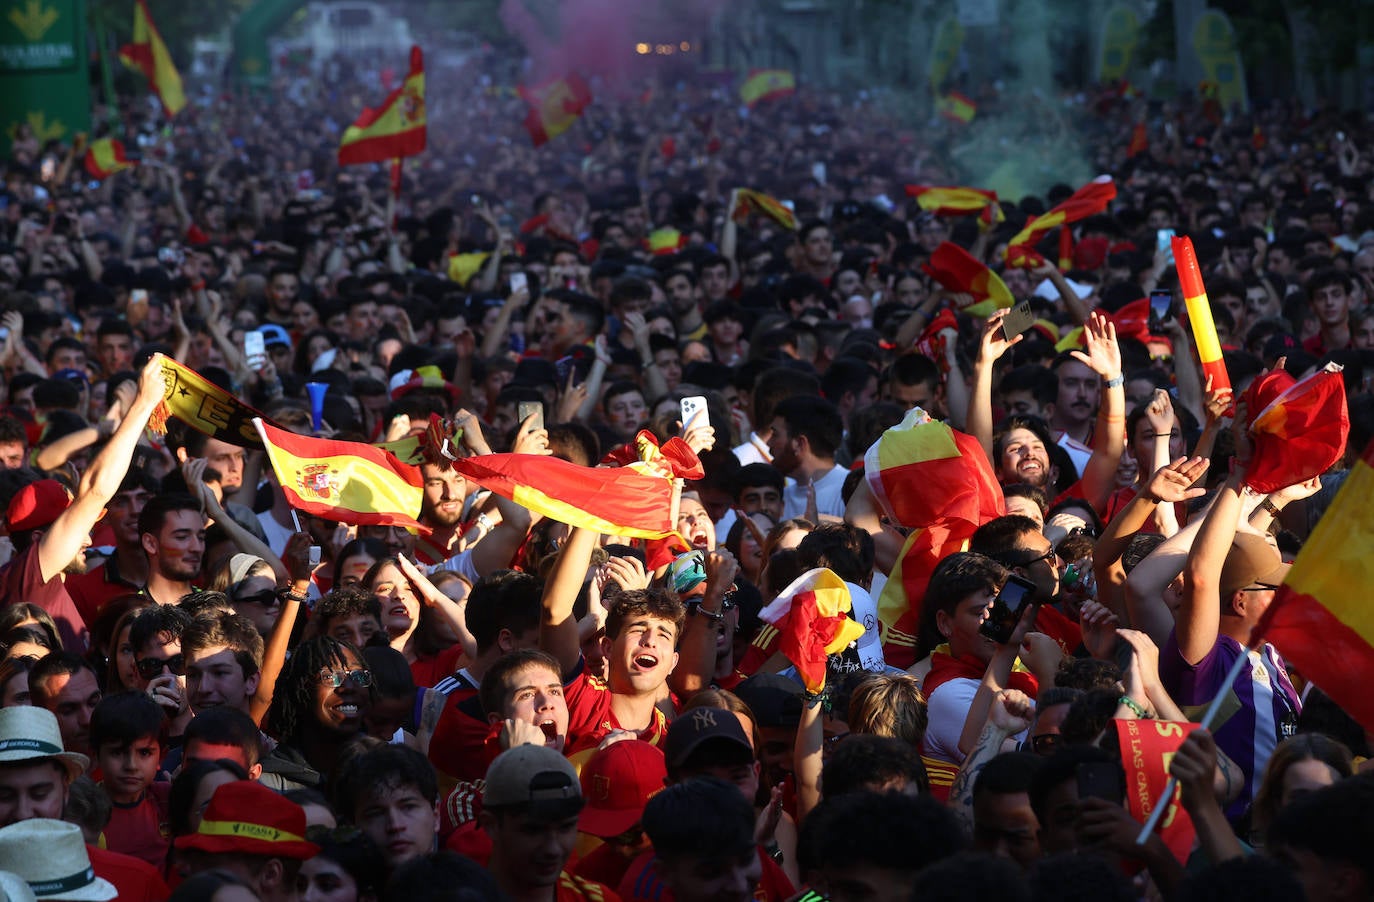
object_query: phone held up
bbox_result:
[979,574,1038,645]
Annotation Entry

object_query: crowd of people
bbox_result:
[0,39,1372,902]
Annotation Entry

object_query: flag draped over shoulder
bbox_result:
[118,0,186,117]
[1253,439,1374,733]
[339,46,427,165]
[758,569,867,693]
[1242,364,1349,494]
[256,420,425,530]
[447,454,679,540]
[740,69,796,107]
[921,242,1014,317]
[732,190,798,230]
[1005,177,1116,269]
[519,74,592,147]
[905,185,1004,227]
[864,409,1005,667]
[85,139,135,180]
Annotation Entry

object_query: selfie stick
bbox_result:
[1134,648,1250,845]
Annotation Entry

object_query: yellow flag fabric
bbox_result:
[118,0,186,116]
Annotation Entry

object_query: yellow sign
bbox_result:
[5,109,65,143]
[1097,5,1140,83]
[1192,10,1248,113]
[9,1,57,43]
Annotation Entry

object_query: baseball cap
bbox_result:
[734,673,804,729]
[665,551,708,597]
[6,480,71,533]
[483,744,581,809]
[51,369,89,387]
[577,740,666,838]
[258,324,292,349]
[0,707,88,780]
[1219,532,1290,598]
[174,781,319,859]
[663,706,754,769]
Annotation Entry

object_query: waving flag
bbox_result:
[118,0,186,117]
[921,242,1014,317]
[255,420,424,530]
[758,569,867,693]
[936,92,977,123]
[1242,364,1349,494]
[339,46,427,165]
[740,69,796,107]
[1114,719,1199,863]
[865,409,1005,667]
[1005,177,1116,269]
[149,358,274,447]
[905,185,1004,227]
[520,74,592,147]
[732,189,798,230]
[1253,439,1374,732]
[85,139,136,180]
[1172,236,1231,399]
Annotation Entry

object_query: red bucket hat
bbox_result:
[173,781,319,859]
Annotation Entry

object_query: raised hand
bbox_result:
[1070,312,1122,379]
[1141,456,1209,504]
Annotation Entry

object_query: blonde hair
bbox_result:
[847,673,928,748]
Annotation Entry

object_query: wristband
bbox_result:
[1118,695,1151,719]
[684,601,724,622]
[1260,498,1282,519]
[1104,374,1125,389]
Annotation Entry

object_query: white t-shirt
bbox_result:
[256,511,294,557]
[782,464,848,520]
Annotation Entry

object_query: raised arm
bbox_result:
[966,309,1022,463]
[671,549,737,699]
[1071,313,1125,514]
[540,526,599,678]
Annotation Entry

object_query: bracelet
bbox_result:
[1118,695,1151,719]
[684,601,724,622]
[800,688,828,709]
[281,590,307,604]
[1104,374,1125,389]
[1260,498,1282,518]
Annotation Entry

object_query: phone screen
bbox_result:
[510,271,528,294]
[517,401,544,432]
[1156,229,1176,263]
[244,331,266,368]
[979,575,1037,644]
[1149,290,1173,331]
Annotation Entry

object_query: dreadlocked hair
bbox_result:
[266,635,365,745]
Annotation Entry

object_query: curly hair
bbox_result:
[603,587,684,643]
[266,636,367,744]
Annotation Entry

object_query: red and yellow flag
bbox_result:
[740,69,796,107]
[1127,122,1148,158]
[118,0,186,117]
[519,74,592,147]
[647,228,686,256]
[1172,236,1231,398]
[1114,719,1199,863]
[1005,177,1116,269]
[85,138,135,180]
[936,91,977,123]
[758,568,867,693]
[255,420,425,531]
[921,241,1014,317]
[1253,439,1374,732]
[732,189,798,230]
[446,454,678,540]
[1242,365,1349,495]
[905,185,1004,227]
[339,46,427,165]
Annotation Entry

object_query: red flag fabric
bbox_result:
[519,74,593,147]
[84,138,136,180]
[921,242,1014,317]
[1114,719,1199,863]
[758,569,866,693]
[1005,178,1116,269]
[1242,365,1349,494]
[338,46,426,165]
[1057,226,1074,271]
[118,0,186,117]
[905,185,1004,227]
[1127,123,1148,158]
[731,190,799,230]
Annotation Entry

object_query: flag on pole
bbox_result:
[255,420,425,530]
[1172,236,1231,398]
[921,242,1014,317]
[740,69,796,107]
[1005,177,1116,269]
[519,74,592,147]
[84,138,136,180]
[905,185,1004,227]
[1114,719,1199,863]
[936,92,977,123]
[118,0,186,117]
[339,46,427,165]
[1253,438,1374,733]
[731,189,798,230]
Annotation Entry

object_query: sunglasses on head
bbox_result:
[136,653,186,679]
[318,668,373,689]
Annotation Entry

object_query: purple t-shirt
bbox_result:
[1160,631,1299,817]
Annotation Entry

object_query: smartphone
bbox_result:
[680,395,709,433]
[1000,301,1036,342]
[1156,228,1176,263]
[979,574,1037,644]
[244,330,266,370]
[811,162,827,185]
[510,271,528,295]
[517,401,544,432]
[308,545,322,568]
[1076,761,1125,803]
[127,288,149,323]
[1148,289,1173,332]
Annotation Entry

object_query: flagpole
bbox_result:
[1134,646,1252,846]
[251,416,301,532]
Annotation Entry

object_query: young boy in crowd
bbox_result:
[90,691,171,868]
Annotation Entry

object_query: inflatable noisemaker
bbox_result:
[306,382,329,432]
[1172,236,1232,397]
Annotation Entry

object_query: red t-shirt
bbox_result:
[87,844,170,902]
[428,687,494,784]
[0,543,88,651]
[103,782,171,868]
[564,669,671,756]
[575,842,636,890]
[617,847,793,902]
[66,554,142,637]
[411,644,466,690]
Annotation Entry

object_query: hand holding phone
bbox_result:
[517,401,544,433]
[244,330,266,371]
[679,395,709,434]
[1148,290,1173,332]
[1000,301,1035,342]
[979,574,1038,644]
[510,271,528,295]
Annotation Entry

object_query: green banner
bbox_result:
[0,0,89,155]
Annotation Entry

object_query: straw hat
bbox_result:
[0,708,88,781]
[0,820,115,900]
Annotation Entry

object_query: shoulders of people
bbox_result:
[558,870,622,902]
[86,844,170,902]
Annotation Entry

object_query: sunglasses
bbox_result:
[318,668,373,689]
[136,653,186,679]
[234,589,282,607]
[1030,734,1062,755]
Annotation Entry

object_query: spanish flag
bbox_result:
[732,189,798,230]
[647,228,687,256]
[740,69,796,107]
[339,46,427,165]
[1254,438,1374,732]
[118,0,186,117]
[921,241,1014,317]
[254,419,425,531]
[446,453,678,540]
[758,569,867,693]
[519,74,592,147]
[1005,176,1116,269]
[936,91,977,123]
[1172,236,1231,399]
[1242,364,1348,495]
[905,185,1004,227]
[85,139,136,180]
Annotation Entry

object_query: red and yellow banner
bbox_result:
[85,138,135,180]
[339,46,427,165]
[740,69,796,107]
[1114,719,1199,863]
[905,185,1004,227]
[732,189,798,230]
[758,569,866,693]
[921,241,1014,317]
[519,74,592,147]
[1172,236,1231,397]
[256,420,425,530]
[936,91,977,123]
[1242,365,1349,495]
[1005,177,1116,269]
[1254,439,1374,733]
[118,0,186,117]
